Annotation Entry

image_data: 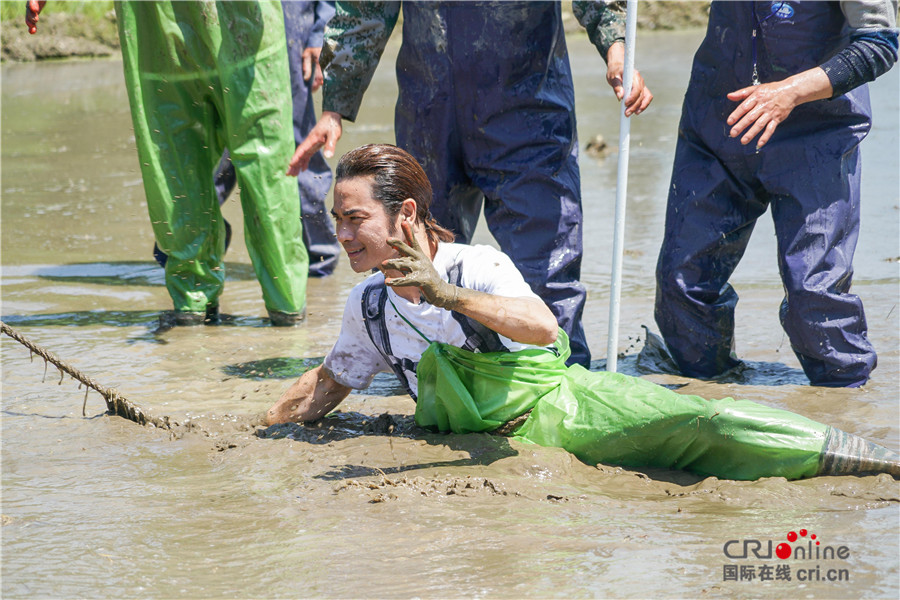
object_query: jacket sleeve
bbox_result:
[572,0,627,62]
[308,1,336,48]
[822,0,899,98]
[321,1,401,121]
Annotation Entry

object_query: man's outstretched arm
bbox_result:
[267,364,352,425]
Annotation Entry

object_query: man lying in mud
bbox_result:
[267,143,899,481]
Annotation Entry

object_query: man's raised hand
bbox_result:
[383,221,458,308]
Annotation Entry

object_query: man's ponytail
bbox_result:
[422,211,456,243]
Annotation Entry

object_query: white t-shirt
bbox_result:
[323,242,543,396]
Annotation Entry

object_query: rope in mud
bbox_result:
[0,320,173,431]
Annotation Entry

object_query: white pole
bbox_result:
[606,0,638,373]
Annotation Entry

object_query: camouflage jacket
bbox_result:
[321,1,627,121]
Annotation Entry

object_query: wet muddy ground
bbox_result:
[2,30,898,598]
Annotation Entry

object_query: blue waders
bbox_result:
[655,1,876,386]
[283,1,341,277]
[393,1,589,367]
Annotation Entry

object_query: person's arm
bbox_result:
[288,1,400,174]
[727,0,898,149]
[382,222,558,347]
[824,0,898,97]
[437,290,558,348]
[573,0,653,116]
[266,364,352,425]
[25,0,47,34]
[321,1,399,120]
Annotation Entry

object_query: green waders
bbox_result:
[415,331,899,481]
[116,0,307,317]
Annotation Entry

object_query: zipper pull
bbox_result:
[751,29,761,86]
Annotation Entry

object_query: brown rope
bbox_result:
[490,410,532,437]
[0,320,173,431]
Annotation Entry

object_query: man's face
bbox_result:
[332,176,401,273]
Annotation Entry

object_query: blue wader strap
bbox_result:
[445,264,509,353]
[361,279,418,401]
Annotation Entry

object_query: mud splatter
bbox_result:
[336,474,514,503]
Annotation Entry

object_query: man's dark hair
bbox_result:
[335,144,456,244]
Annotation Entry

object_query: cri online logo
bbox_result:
[724,529,850,561]
[777,529,817,559]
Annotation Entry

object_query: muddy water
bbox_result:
[2,30,898,598]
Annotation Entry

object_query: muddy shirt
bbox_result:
[323,243,542,395]
[320,1,627,121]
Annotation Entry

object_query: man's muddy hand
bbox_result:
[383,221,458,308]
[26,0,47,34]
[287,110,342,175]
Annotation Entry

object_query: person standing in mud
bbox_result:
[267,144,900,481]
[28,0,309,326]
[654,1,898,387]
[152,1,343,279]
[287,1,654,368]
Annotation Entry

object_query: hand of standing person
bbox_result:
[726,67,833,148]
[302,46,324,92]
[606,41,653,116]
[287,110,342,175]
[25,0,47,34]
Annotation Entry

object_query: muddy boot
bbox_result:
[172,311,205,326]
[267,308,306,327]
[204,303,220,324]
[156,310,205,333]
[636,325,681,374]
[817,427,900,478]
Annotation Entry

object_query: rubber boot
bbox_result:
[204,303,220,324]
[268,308,306,327]
[817,427,900,478]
